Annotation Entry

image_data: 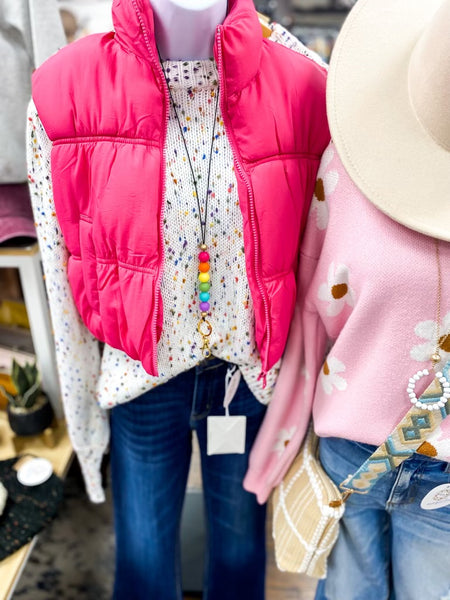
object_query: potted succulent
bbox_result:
[0,359,53,436]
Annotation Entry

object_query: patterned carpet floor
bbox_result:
[10,460,316,600]
[13,462,115,600]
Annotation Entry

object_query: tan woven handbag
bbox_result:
[272,381,450,579]
[272,424,345,579]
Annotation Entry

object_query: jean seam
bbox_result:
[196,358,226,374]
[190,369,201,423]
[408,462,428,505]
[192,361,231,422]
[199,447,212,600]
[386,463,405,511]
[191,405,212,422]
[199,361,225,372]
[191,373,212,421]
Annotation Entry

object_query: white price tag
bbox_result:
[420,484,450,510]
[207,366,247,455]
[207,415,247,455]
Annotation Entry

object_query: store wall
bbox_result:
[57,0,356,61]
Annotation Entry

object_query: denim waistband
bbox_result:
[195,356,237,374]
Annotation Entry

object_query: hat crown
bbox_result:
[327,0,450,240]
[408,0,450,152]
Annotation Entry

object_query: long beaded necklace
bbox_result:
[160,55,220,359]
[407,239,450,410]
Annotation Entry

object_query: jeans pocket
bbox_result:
[413,462,450,524]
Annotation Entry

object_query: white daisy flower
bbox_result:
[318,262,354,317]
[320,356,347,395]
[273,426,297,456]
[310,145,338,230]
[410,312,450,367]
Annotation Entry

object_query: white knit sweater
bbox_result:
[27,25,326,501]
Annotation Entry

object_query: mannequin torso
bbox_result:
[28,0,330,502]
[151,0,227,60]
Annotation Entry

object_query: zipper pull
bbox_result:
[257,370,267,389]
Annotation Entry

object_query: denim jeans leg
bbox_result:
[110,372,194,600]
[316,437,450,600]
[389,456,450,600]
[315,437,392,600]
[192,362,267,600]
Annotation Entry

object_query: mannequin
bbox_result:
[28,0,329,597]
[152,0,227,59]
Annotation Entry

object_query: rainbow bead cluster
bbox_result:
[198,243,211,313]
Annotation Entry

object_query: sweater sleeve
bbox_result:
[243,144,334,504]
[27,100,109,503]
[268,22,328,72]
[243,253,327,503]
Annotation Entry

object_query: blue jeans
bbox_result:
[315,437,450,600]
[109,358,267,600]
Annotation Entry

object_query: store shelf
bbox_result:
[0,326,34,356]
[290,9,347,26]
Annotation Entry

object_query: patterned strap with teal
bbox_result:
[341,363,450,494]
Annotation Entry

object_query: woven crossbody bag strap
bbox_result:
[339,365,450,498]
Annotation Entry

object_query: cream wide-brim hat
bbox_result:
[327,0,450,240]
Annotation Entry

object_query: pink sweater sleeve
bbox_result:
[244,252,327,503]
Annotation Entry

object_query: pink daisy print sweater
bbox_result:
[244,142,450,503]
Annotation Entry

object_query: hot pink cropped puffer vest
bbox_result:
[32,0,329,378]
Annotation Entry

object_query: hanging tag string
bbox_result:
[158,48,220,245]
[223,366,241,417]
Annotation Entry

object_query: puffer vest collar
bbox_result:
[112,0,263,96]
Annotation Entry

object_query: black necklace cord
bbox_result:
[158,50,220,245]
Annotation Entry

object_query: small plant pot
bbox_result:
[7,393,54,437]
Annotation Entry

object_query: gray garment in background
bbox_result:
[0,0,66,183]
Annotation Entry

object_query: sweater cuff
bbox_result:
[243,470,272,505]
[244,424,307,504]
[75,445,108,504]
[244,452,297,504]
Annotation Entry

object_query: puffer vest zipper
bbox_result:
[32,0,329,377]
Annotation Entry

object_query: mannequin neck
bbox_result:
[151,0,228,61]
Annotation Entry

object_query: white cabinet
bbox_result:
[0,243,62,418]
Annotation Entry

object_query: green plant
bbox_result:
[0,359,41,409]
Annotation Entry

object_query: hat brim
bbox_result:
[327,0,450,240]
[0,217,36,245]
[0,184,36,244]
